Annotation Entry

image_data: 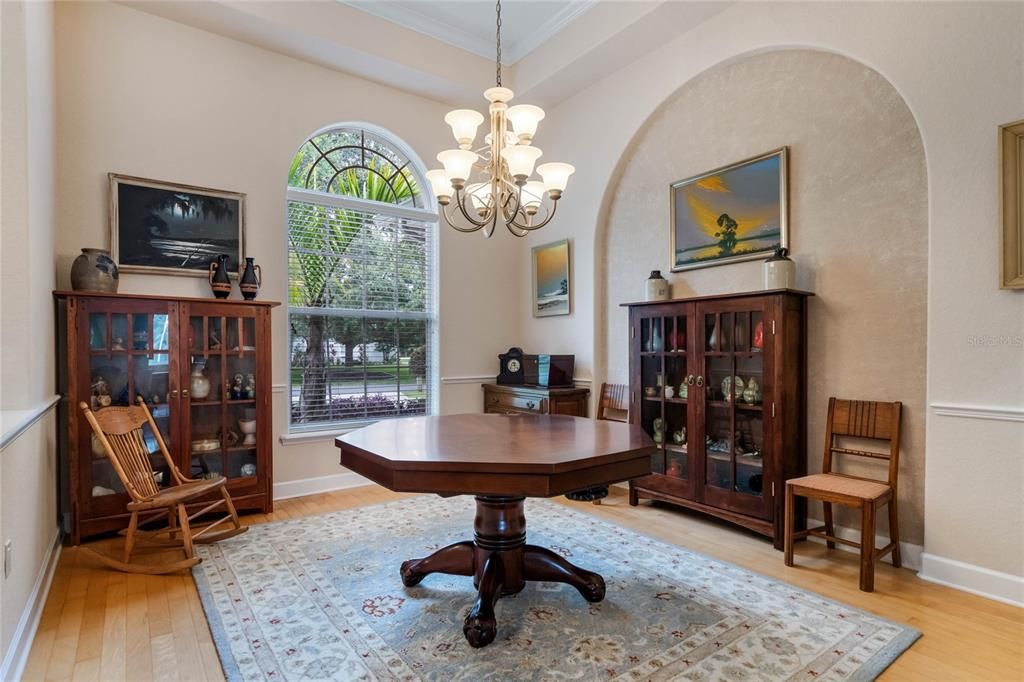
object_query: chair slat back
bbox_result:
[822,397,903,488]
[596,383,630,423]
[80,400,177,502]
[829,399,900,441]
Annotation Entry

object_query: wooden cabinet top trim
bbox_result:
[53,290,281,307]
[620,288,814,308]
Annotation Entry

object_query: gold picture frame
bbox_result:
[109,173,246,277]
[1001,120,1024,289]
[670,147,789,272]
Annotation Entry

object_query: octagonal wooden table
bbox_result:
[336,413,654,647]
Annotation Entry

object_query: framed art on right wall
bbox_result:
[1001,119,1024,289]
[670,147,789,272]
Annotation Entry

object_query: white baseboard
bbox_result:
[272,471,372,501]
[918,553,1024,608]
[804,517,923,571]
[0,529,62,682]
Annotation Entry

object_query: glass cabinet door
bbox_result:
[184,308,261,487]
[82,303,175,511]
[634,306,695,496]
[699,303,769,517]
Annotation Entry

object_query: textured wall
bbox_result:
[600,50,928,544]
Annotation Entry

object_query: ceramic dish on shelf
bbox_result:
[191,438,220,452]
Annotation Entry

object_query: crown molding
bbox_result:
[339,0,597,65]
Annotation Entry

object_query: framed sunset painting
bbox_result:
[532,239,571,317]
[670,148,788,271]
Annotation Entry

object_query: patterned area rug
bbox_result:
[193,496,919,681]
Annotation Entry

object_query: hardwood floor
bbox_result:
[24,486,1024,681]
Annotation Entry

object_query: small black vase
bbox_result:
[238,257,262,301]
[208,254,232,299]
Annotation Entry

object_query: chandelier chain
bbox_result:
[495,0,502,86]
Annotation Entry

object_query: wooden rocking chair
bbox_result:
[79,397,247,574]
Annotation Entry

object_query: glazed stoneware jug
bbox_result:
[238,257,262,300]
[209,254,232,299]
[70,248,119,293]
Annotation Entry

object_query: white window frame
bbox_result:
[284,123,439,436]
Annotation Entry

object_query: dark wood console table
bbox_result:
[482,383,589,417]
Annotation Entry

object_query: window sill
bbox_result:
[278,421,378,446]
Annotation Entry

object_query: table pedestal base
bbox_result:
[400,496,605,648]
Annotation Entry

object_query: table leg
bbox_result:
[400,541,474,587]
[523,544,606,602]
[463,554,504,648]
[399,495,606,648]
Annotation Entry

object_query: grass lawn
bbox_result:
[289,359,422,387]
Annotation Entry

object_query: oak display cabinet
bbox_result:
[622,289,812,548]
[54,291,279,543]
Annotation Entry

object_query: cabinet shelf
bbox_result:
[706,451,763,468]
[189,398,257,407]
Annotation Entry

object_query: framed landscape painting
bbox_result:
[109,173,245,276]
[670,147,788,271]
[532,239,571,317]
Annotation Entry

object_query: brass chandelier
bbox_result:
[426,0,574,238]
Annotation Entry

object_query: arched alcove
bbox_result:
[595,49,928,544]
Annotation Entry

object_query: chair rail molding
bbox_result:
[0,394,61,451]
[440,375,493,385]
[929,401,1024,422]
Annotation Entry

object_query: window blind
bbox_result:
[287,193,434,427]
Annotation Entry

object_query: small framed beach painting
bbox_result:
[670,147,788,272]
[532,238,571,317]
[109,173,245,277]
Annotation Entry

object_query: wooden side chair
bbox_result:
[784,398,903,592]
[596,382,630,424]
[79,397,247,574]
[567,383,631,505]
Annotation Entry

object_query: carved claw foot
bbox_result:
[463,613,498,648]
[523,544,606,603]
[399,541,474,587]
[400,560,426,587]
[578,572,606,602]
[463,555,504,648]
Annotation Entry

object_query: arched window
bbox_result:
[287,125,436,429]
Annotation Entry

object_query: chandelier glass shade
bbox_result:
[427,1,574,237]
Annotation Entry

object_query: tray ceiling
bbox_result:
[339,0,597,64]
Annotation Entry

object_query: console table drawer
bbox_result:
[486,392,546,413]
[482,384,589,418]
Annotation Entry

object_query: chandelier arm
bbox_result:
[499,183,524,223]
[509,198,559,232]
[451,186,492,229]
[441,201,483,233]
[506,221,528,237]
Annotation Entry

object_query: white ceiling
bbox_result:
[339,0,597,64]
[123,0,728,106]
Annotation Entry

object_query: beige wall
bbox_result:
[601,50,927,543]
[54,2,523,486]
[0,0,60,668]
[520,2,1024,581]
